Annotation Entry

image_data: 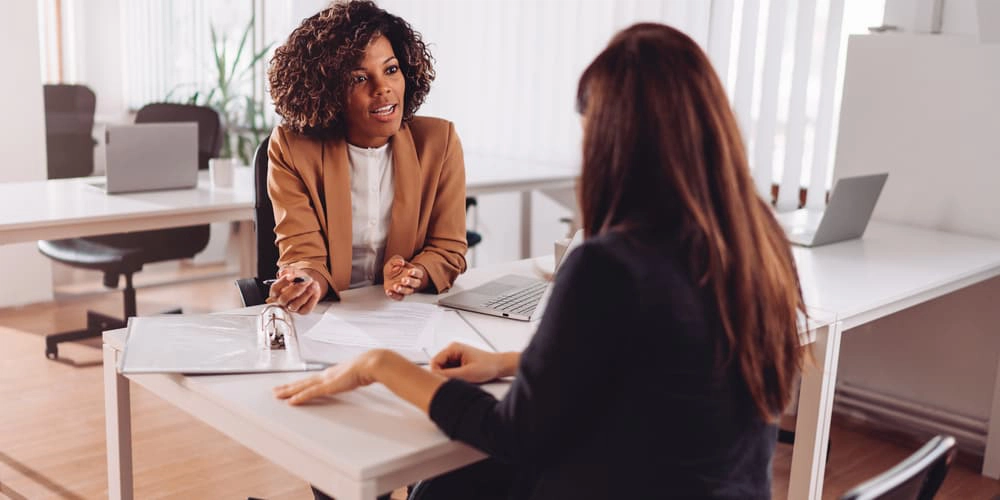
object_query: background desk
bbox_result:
[789,221,1000,497]
[465,155,577,259]
[0,169,257,276]
[0,159,577,277]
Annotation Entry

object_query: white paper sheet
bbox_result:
[304,302,440,352]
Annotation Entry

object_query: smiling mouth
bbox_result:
[370,104,397,116]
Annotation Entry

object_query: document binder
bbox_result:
[120,305,319,374]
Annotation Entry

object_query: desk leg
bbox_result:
[520,191,532,259]
[237,220,256,278]
[104,345,134,500]
[788,322,842,500]
[981,348,1000,478]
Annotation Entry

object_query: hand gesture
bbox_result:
[273,350,382,405]
[383,255,428,301]
[431,342,509,383]
[267,267,326,314]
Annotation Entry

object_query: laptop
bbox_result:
[775,173,888,247]
[92,123,199,194]
[438,230,584,321]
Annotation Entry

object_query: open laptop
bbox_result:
[775,173,888,247]
[438,230,584,321]
[91,122,199,194]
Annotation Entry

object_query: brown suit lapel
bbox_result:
[385,124,420,264]
[323,139,353,292]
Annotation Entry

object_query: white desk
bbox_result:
[787,221,1000,498]
[102,258,543,500]
[103,256,841,499]
[0,169,258,276]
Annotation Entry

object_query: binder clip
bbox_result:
[260,304,296,350]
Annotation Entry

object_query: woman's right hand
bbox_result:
[266,267,327,314]
[431,342,517,383]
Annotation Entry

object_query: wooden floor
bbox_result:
[1,274,998,499]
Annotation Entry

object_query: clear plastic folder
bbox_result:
[119,305,318,375]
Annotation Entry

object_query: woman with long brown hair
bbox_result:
[274,22,805,499]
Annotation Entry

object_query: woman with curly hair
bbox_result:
[265,0,467,314]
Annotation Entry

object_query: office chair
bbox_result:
[466,197,482,248]
[235,137,278,307]
[42,84,97,179]
[38,104,222,359]
[235,138,483,307]
[839,435,956,500]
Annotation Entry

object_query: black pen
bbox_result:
[263,276,307,285]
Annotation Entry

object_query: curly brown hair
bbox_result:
[268,1,434,139]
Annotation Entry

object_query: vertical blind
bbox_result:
[375,0,853,208]
[111,0,870,205]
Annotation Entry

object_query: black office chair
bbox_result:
[42,84,97,179]
[38,104,223,359]
[235,137,278,307]
[839,435,956,500]
[466,197,482,249]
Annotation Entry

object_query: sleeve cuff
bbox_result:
[411,253,450,294]
[429,378,492,438]
[282,261,339,299]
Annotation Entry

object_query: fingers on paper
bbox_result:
[273,375,321,399]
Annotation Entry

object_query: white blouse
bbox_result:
[347,141,394,288]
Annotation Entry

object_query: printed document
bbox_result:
[303,302,440,352]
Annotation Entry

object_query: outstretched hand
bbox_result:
[273,350,383,405]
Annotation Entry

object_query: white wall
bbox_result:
[0,2,55,306]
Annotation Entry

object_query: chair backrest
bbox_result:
[840,435,957,500]
[254,137,279,281]
[43,84,97,179]
[135,103,223,170]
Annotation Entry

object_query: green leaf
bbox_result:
[237,42,275,80]
[227,17,254,90]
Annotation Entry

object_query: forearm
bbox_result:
[498,352,521,378]
[371,350,447,414]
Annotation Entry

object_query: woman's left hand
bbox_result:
[273,350,385,405]
[383,255,429,300]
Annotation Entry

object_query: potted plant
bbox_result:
[166,16,274,166]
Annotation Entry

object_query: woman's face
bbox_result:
[344,36,406,148]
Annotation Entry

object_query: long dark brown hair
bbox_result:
[577,23,805,420]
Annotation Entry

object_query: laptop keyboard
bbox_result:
[482,281,548,316]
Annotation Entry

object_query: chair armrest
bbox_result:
[235,278,269,307]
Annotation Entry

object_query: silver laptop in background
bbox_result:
[95,122,199,194]
[438,230,584,321]
[776,173,888,247]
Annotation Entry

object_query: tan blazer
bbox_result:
[267,116,468,297]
